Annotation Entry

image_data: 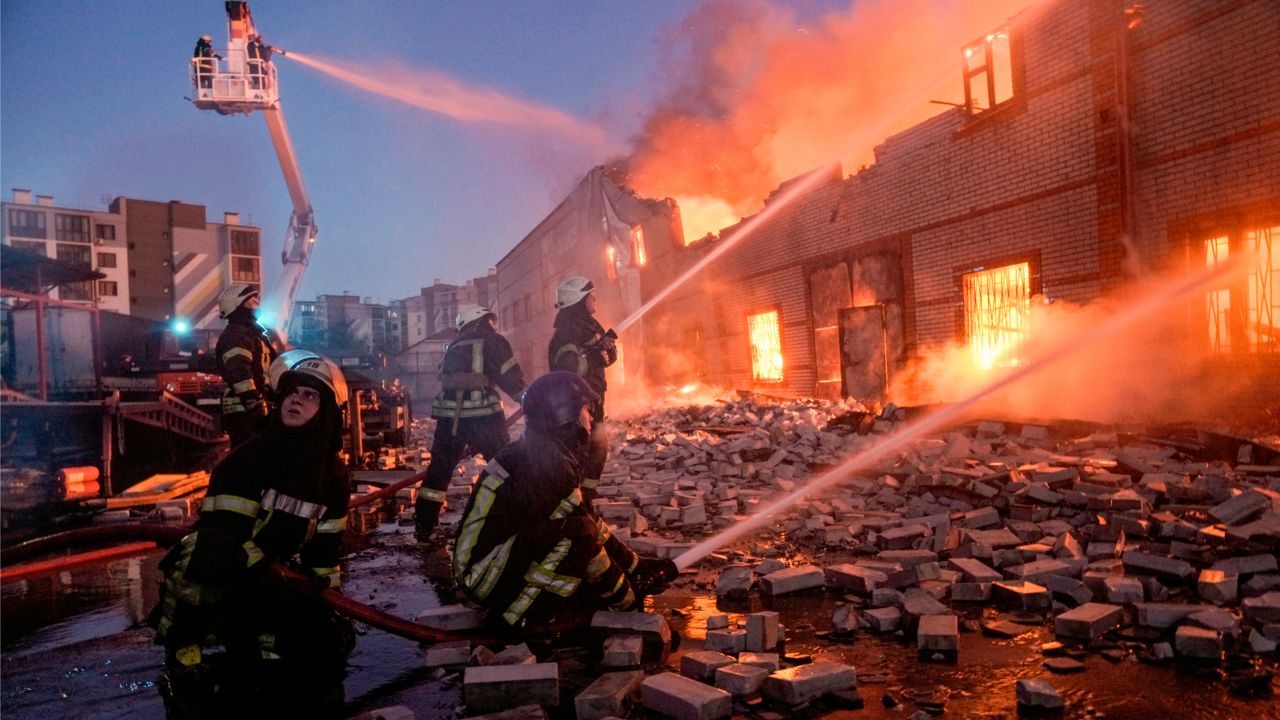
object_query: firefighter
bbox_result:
[453,371,677,632]
[246,33,273,89]
[193,35,219,89]
[548,276,616,495]
[215,284,278,448]
[416,305,525,540]
[149,353,353,717]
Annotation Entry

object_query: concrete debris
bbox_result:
[462,663,559,714]
[410,399,1280,715]
[349,706,415,720]
[640,672,732,720]
[1015,678,1065,709]
[575,671,644,720]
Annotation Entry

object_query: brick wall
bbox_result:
[635,0,1279,398]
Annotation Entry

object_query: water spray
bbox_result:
[673,251,1252,570]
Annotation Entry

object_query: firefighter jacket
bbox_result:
[216,310,277,417]
[452,435,640,628]
[549,303,616,398]
[152,427,350,645]
[430,322,525,421]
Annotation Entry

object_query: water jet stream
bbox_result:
[281,51,614,150]
[674,252,1251,570]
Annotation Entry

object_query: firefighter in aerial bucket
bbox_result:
[549,276,617,499]
[149,352,354,717]
[193,35,219,89]
[214,284,278,448]
[416,305,526,540]
[452,371,678,632]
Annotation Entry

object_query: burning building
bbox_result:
[598,0,1279,415]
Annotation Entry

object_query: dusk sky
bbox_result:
[2,0,1029,304]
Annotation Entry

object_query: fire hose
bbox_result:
[0,523,493,644]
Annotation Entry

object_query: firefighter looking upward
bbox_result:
[215,284,278,448]
[416,305,525,540]
[453,371,677,631]
[548,276,616,496]
[149,353,353,715]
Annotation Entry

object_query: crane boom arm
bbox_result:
[260,105,317,336]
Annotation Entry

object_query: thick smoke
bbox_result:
[613,0,1035,223]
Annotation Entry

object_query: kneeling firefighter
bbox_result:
[452,371,677,631]
[149,351,353,716]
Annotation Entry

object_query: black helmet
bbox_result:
[522,371,599,434]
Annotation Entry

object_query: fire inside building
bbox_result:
[498,0,1277,419]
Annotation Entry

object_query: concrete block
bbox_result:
[760,565,824,595]
[992,580,1051,611]
[1208,489,1272,525]
[1015,678,1064,710]
[1212,554,1278,576]
[946,557,1001,583]
[877,524,927,550]
[1054,603,1123,641]
[762,662,856,704]
[824,563,886,594]
[1043,574,1093,606]
[1104,576,1144,604]
[745,611,780,652]
[1248,628,1277,654]
[716,564,754,597]
[737,652,780,673]
[1136,602,1211,628]
[1197,569,1238,604]
[832,604,859,633]
[863,606,902,632]
[602,634,644,668]
[424,640,471,667]
[1243,592,1280,624]
[1008,559,1073,585]
[592,610,672,646]
[640,672,731,720]
[680,651,736,682]
[1121,551,1194,581]
[416,604,484,631]
[1174,625,1222,660]
[951,582,992,602]
[463,663,559,714]
[575,671,644,720]
[917,614,959,653]
[491,643,535,665]
[879,549,939,568]
[715,663,769,695]
[703,628,747,654]
[1189,607,1239,637]
[705,614,730,631]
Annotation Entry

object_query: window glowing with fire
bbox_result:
[962,262,1031,369]
[748,310,784,382]
[1205,225,1278,353]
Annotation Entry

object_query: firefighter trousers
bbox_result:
[416,413,509,533]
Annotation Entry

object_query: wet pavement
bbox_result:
[3,523,1277,719]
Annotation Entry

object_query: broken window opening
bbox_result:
[1205,225,1279,353]
[631,226,648,268]
[748,310,784,383]
[963,26,1014,115]
[962,262,1031,369]
[605,245,618,281]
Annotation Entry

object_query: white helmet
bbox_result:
[555,276,594,309]
[217,283,259,318]
[200,35,212,42]
[271,352,349,408]
[267,349,320,391]
[455,304,496,330]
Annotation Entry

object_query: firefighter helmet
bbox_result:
[455,304,496,330]
[555,276,594,309]
[217,283,259,318]
[200,34,212,42]
[271,351,349,408]
[522,371,599,434]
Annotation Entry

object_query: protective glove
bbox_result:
[630,557,679,597]
[258,560,328,601]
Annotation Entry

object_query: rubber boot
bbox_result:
[414,499,443,541]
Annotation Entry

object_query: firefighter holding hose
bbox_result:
[548,276,616,498]
[416,305,525,541]
[452,372,676,632]
[149,353,353,716]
